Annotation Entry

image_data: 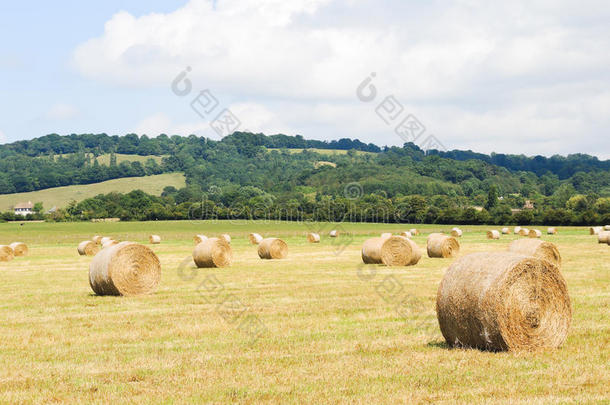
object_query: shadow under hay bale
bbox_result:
[193,237,232,268]
[508,239,561,267]
[362,236,421,266]
[89,242,161,296]
[436,252,571,351]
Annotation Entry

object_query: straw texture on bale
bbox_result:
[529,229,542,238]
[487,230,501,240]
[508,239,562,267]
[598,231,610,244]
[329,230,339,238]
[519,228,530,236]
[361,236,421,266]
[514,226,522,235]
[400,231,413,238]
[248,233,263,244]
[149,235,161,244]
[409,229,419,236]
[193,238,232,268]
[502,227,510,235]
[220,234,231,244]
[436,252,571,351]
[78,241,99,256]
[427,233,460,258]
[9,242,28,257]
[0,245,14,262]
[193,234,208,245]
[307,233,321,243]
[451,228,463,237]
[547,228,557,235]
[89,242,161,296]
[258,238,288,259]
[92,236,102,244]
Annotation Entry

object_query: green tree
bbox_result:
[485,185,499,210]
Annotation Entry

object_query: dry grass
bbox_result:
[0,221,608,403]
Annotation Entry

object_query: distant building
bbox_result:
[14,201,34,216]
[523,200,535,210]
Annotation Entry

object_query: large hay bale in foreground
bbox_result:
[258,238,288,259]
[89,242,161,296]
[529,229,542,239]
[547,227,557,235]
[194,234,208,245]
[220,234,231,244]
[92,236,102,245]
[519,228,530,237]
[508,239,562,267]
[400,231,412,238]
[487,230,500,240]
[502,227,510,235]
[149,235,161,244]
[598,231,610,244]
[362,236,421,266]
[436,252,571,351]
[0,245,15,262]
[307,233,321,243]
[514,226,522,235]
[9,242,28,257]
[193,237,232,268]
[451,228,463,238]
[249,233,263,244]
[329,230,339,238]
[427,233,460,258]
[78,241,99,256]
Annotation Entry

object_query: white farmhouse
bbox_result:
[14,201,34,216]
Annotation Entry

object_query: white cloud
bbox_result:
[73,0,610,157]
[46,103,79,120]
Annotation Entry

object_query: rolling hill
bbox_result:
[0,173,185,212]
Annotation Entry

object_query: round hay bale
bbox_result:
[100,237,113,245]
[194,234,208,245]
[102,239,118,249]
[605,225,610,231]
[502,227,510,235]
[598,231,610,244]
[508,239,561,267]
[528,229,542,238]
[400,231,413,238]
[588,227,600,235]
[519,228,530,237]
[0,245,15,262]
[307,232,321,243]
[485,230,497,239]
[427,233,460,258]
[547,227,557,235]
[9,242,28,257]
[361,236,421,266]
[149,235,161,244]
[380,233,392,239]
[77,241,99,256]
[409,228,419,236]
[220,234,231,244]
[248,233,263,244]
[329,230,339,238]
[92,236,103,245]
[258,238,288,259]
[193,237,232,268]
[451,228,463,238]
[514,226,522,235]
[436,252,571,351]
[89,242,161,296]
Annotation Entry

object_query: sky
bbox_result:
[1,0,609,158]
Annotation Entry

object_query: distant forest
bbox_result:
[1,132,608,225]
